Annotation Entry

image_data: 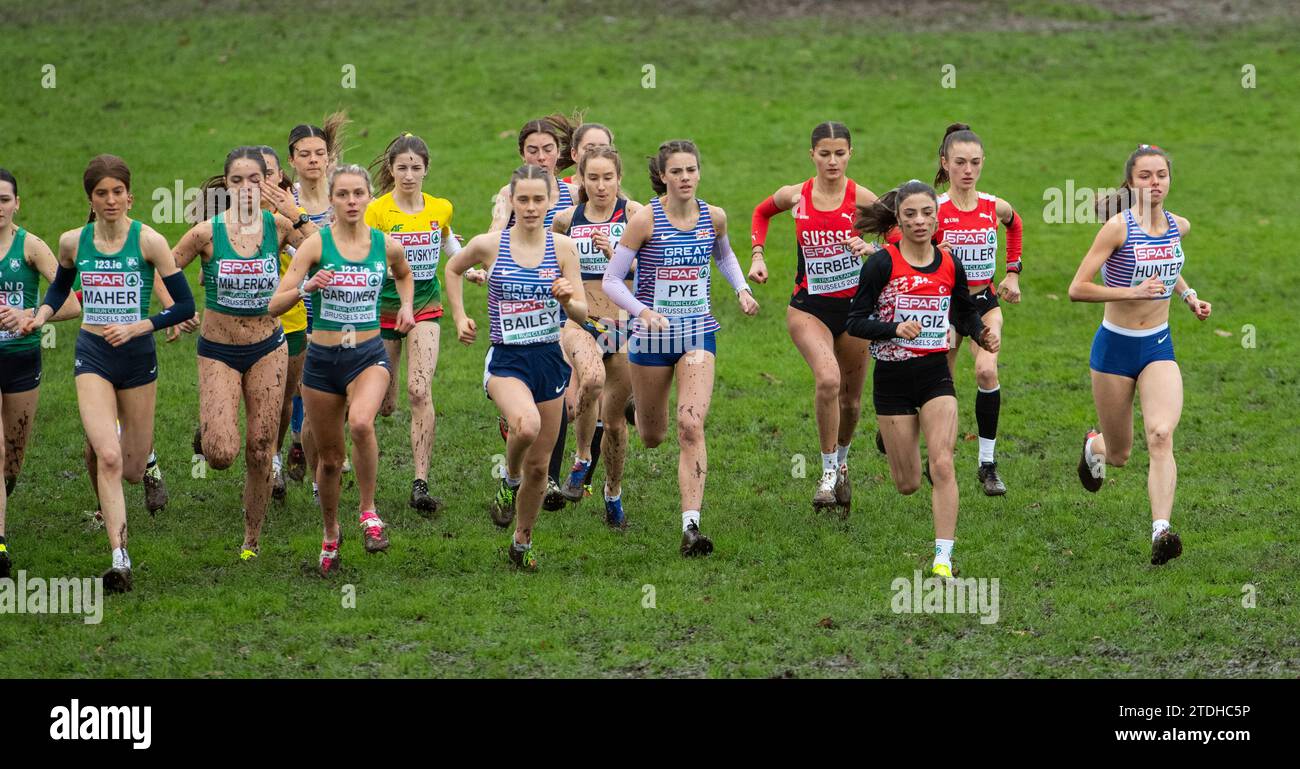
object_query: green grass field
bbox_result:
[1,0,1297,677]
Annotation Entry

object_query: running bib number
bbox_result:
[571,222,625,276]
[1131,240,1185,298]
[499,297,562,345]
[80,270,143,325]
[391,230,441,282]
[216,257,279,311]
[802,242,861,295]
[318,268,382,324]
[653,265,710,317]
[945,229,998,284]
[893,293,951,351]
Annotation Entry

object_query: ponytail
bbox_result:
[368,132,431,197]
[855,179,937,236]
[517,112,582,172]
[935,122,982,188]
[1094,144,1172,220]
[646,139,700,197]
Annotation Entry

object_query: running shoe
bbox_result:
[1151,529,1183,566]
[604,496,626,529]
[489,480,517,528]
[812,469,838,510]
[143,462,168,515]
[542,477,566,511]
[561,459,591,502]
[0,544,11,579]
[508,541,538,571]
[271,455,286,501]
[978,462,1007,496]
[286,443,306,482]
[239,546,259,562]
[834,463,852,509]
[319,539,341,576]
[680,522,714,557]
[102,566,133,593]
[932,562,955,583]
[409,478,442,515]
[360,510,389,553]
[1077,430,1105,493]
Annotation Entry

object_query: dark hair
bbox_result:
[507,164,554,202]
[191,146,270,223]
[288,110,350,169]
[854,180,938,237]
[935,122,983,188]
[518,112,581,172]
[576,145,624,205]
[1093,144,1172,220]
[811,121,851,149]
[368,132,431,197]
[571,122,614,157]
[83,154,132,223]
[0,168,17,197]
[255,145,294,192]
[646,140,700,196]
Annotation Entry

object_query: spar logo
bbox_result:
[569,224,604,240]
[658,266,702,281]
[944,229,993,246]
[501,299,545,314]
[1134,243,1179,261]
[897,294,950,313]
[390,231,433,247]
[331,270,383,288]
[82,272,141,289]
[219,259,277,275]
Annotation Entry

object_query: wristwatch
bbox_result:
[293,213,310,230]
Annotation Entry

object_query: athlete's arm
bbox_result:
[385,235,416,334]
[489,184,512,231]
[28,233,81,323]
[749,183,798,284]
[603,206,662,329]
[854,184,879,208]
[994,197,1022,303]
[552,234,588,325]
[845,250,901,340]
[27,230,80,332]
[103,226,195,346]
[712,207,758,317]
[277,211,316,250]
[171,220,213,271]
[950,256,994,350]
[1069,215,1163,302]
[551,206,575,235]
[444,233,493,345]
[269,232,323,317]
